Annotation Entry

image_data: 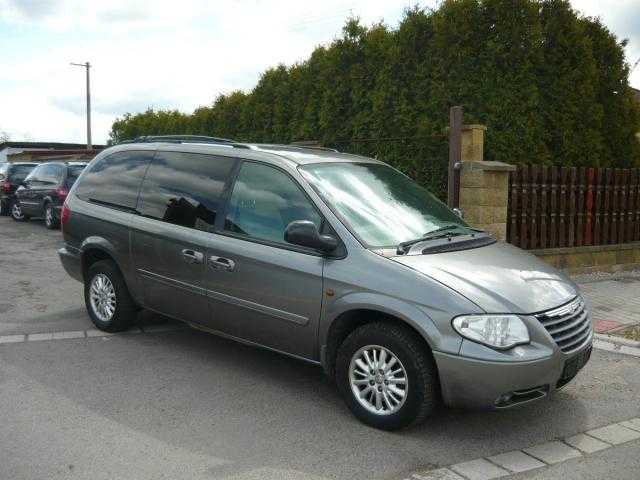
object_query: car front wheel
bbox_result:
[335,322,439,430]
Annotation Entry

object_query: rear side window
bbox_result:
[138,151,236,232]
[76,151,153,211]
[35,164,63,183]
[9,165,36,181]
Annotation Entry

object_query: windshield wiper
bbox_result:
[396,225,463,254]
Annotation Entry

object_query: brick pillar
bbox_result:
[458,125,515,241]
[461,124,486,163]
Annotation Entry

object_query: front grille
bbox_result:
[534,297,592,353]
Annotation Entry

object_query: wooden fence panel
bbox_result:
[576,167,585,246]
[506,165,640,249]
[549,167,558,248]
[530,165,538,249]
[584,168,594,245]
[540,166,548,249]
[594,168,603,245]
[568,167,576,247]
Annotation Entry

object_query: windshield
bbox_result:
[300,162,468,248]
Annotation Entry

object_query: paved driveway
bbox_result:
[0,216,638,480]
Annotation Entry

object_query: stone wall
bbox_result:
[532,242,640,274]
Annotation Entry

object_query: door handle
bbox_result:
[209,256,236,271]
[181,249,204,264]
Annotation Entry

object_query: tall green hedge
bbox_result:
[109,0,640,197]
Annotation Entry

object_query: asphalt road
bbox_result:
[1,215,639,480]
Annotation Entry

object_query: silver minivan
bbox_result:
[58,137,592,430]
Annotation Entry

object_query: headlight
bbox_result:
[452,314,530,350]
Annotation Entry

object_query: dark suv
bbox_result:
[14,161,87,228]
[0,162,38,216]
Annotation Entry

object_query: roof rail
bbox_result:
[288,144,339,153]
[119,135,237,145]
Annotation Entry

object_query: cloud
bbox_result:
[0,0,61,21]
[1,0,638,145]
[571,0,640,85]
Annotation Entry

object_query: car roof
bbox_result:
[106,140,382,167]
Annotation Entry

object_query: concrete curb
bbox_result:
[594,333,640,349]
[402,417,640,480]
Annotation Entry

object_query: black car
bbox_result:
[14,162,87,228]
[0,162,38,217]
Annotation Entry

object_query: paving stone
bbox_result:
[51,331,85,340]
[564,433,610,453]
[85,329,115,337]
[0,334,25,344]
[27,333,54,341]
[413,468,466,480]
[487,450,545,473]
[593,319,622,333]
[523,441,582,464]
[450,458,509,480]
[619,418,640,432]
[587,424,640,445]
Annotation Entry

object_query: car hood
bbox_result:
[390,241,578,314]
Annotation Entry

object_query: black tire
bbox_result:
[10,201,29,222]
[85,260,137,332]
[44,203,59,229]
[335,322,439,430]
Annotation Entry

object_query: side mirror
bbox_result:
[284,220,338,253]
[453,208,464,219]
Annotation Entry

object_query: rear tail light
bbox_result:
[60,202,70,228]
[56,187,68,201]
[1,181,10,194]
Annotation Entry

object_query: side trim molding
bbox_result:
[137,268,309,326]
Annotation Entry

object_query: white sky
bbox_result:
[1,0,639,145]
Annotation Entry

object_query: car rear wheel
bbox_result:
[335,322,439,430]
[11,202,28,222]
[85,260,137,332]
[44,203,59,229]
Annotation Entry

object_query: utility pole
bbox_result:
[70,61,92,149]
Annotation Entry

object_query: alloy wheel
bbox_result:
[11,203,24,220]
[45,206,54,227]
[89,274,117,322]
[348,344,408,415]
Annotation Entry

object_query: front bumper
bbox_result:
[434,334,592,409]
[58,246,83,283]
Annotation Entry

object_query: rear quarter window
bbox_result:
[75,151,154,211]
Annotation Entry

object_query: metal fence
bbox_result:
[507,165,640,249]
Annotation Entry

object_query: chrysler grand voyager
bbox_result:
[58,136,592,430]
